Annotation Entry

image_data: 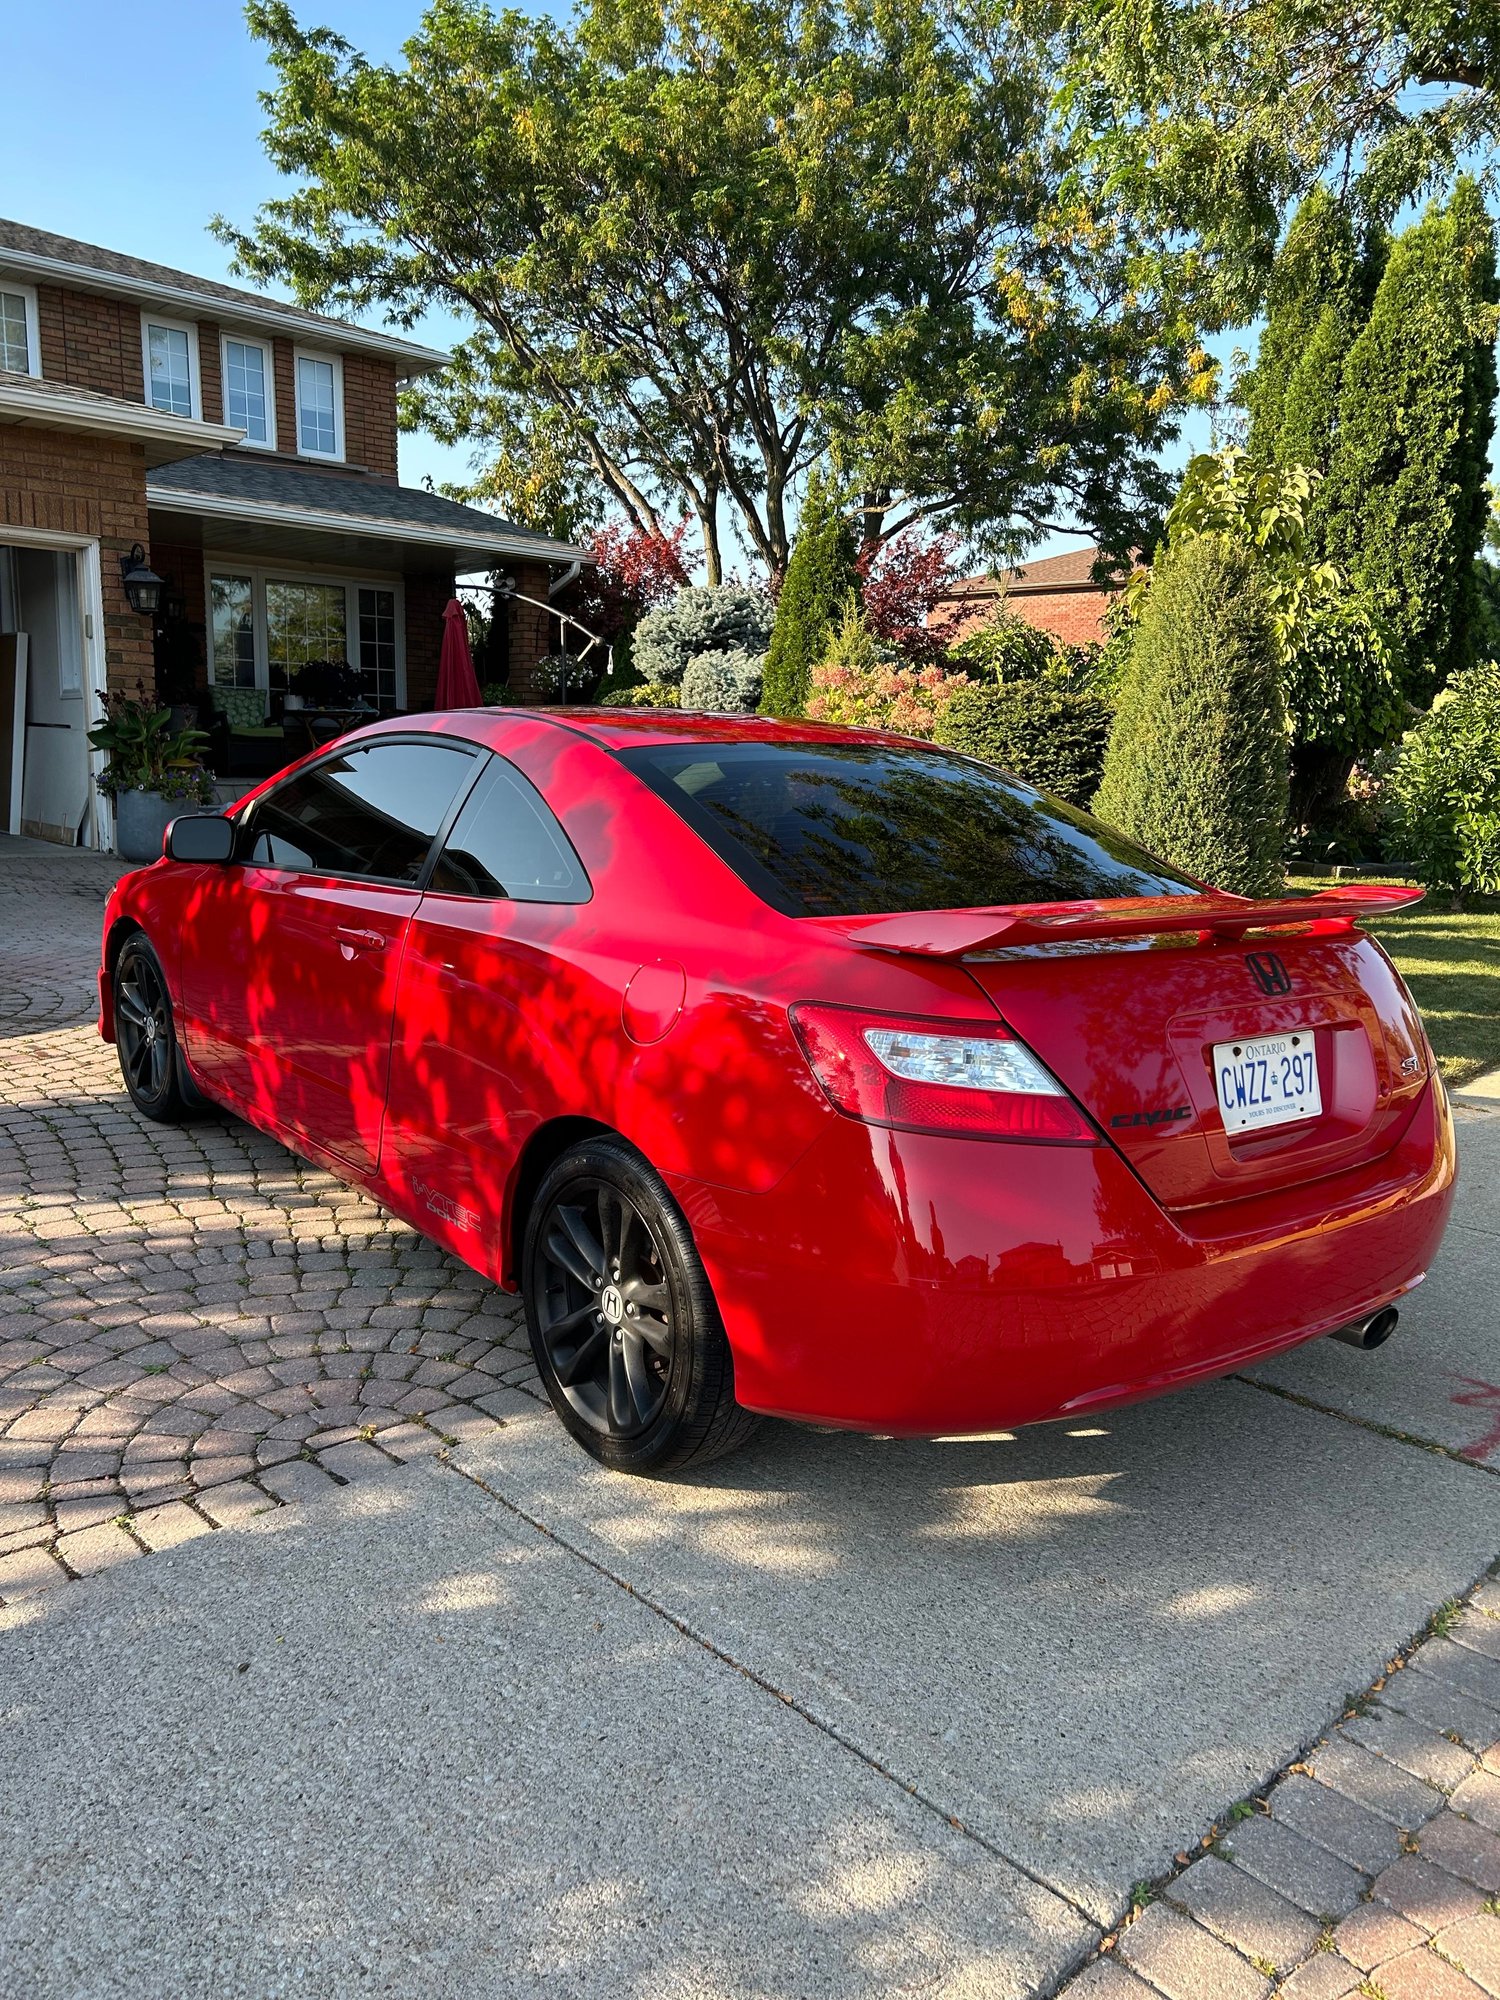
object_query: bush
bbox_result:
[761,474,860,715]
[1382,659,1500,899]
[1093,537,1289,894]
[680,648,764,712]
[619,680,680,707]
[949,610,1061,683]
[805,600,966,739]
[934,681,1113,806]
[632,585,774,687]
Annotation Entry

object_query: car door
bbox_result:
[380,748,594,1264]
[177,734,480,1172]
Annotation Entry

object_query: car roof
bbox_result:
[360,707,931,754]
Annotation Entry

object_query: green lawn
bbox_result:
[1291,877,1500,1088]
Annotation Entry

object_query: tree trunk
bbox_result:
[1288,742,1358,835]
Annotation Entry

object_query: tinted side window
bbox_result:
[619,739,1201,916]
[245,740,476,884]
[426,756,589,902]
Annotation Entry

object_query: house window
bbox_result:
[294,351,343,459]
[266,579,347,693]
[142,316,200,418]
[358,588,398,707]
[0,285,39,375]
[222,336,274,447]
[209,575,257,689]
[208,567,404,709]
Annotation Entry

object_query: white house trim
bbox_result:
[292,347,345,462]
[219,331,277,451]
[0,279,42,377]
[140,312,202,422]
[0,524,113,850]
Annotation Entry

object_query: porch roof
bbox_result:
[0,370,244,465]
[145,453,590,574]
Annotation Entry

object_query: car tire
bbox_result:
[523,1136,759,1475]
[112,932,196,1124]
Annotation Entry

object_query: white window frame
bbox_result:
[219,331,276,450]
[292,346,345,461]
[203,555,405,708]
[140,312,201,420]
[0,280,41,377]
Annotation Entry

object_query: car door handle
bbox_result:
[336,926,388,954]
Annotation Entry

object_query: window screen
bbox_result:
[245,740,476,883]
[620,738,1201,917]
[427,756,588,902]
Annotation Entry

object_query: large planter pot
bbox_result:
[113,788,179,863]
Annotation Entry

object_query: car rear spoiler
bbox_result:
[804,884,1425,959]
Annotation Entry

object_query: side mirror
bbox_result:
[165,813,236,863]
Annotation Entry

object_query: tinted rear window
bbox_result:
[620,739,1200,916]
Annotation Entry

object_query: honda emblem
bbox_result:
[1246,951,1293,996]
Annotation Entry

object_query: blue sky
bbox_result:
[5,0,1224,564]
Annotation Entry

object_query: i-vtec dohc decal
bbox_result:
[1110,1107,1193,1130]
[412,1178,482,1233]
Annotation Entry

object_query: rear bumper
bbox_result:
[675,1079,1456,1433]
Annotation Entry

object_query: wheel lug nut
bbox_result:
[626,1303,636,1316]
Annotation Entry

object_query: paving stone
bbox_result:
[1343,1712,1479,1793]
[314,1439,399,1483]
[1168,1855,1320,1971]
[1116,1902,1271,2000]
[1062,1959,1161,1997]
[1383,1672,1500,1755]
[1309,1739,1449,1832]
[53,1520,140,1577]
[1376,1946,1491,1999]
[192,1480,278,1530]
[370,1423,443,1462]
[1331,1898,1429,1972]
[130,1501,214,1552]
[1275,1953,1363,1998]
[0,1544,67,1601]
[258,1458,342,1508]
[1218,1815,1369,1920]
[1451,1772,1500,1835]
[431,1406,503,1449]
[1270,1774,1407,1876]
[1454,1615,1500,1665]
[1421,1644,1500,1711]
[1374,1857,1489,1931]
[1433,1913,1500,1999]
[1419,1812,1500,1895]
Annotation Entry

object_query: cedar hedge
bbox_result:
[934,680,1112,807]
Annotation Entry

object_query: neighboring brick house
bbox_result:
[0,220,586,849]
[938,544,1131,651]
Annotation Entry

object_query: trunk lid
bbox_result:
[811,889,1432,1212]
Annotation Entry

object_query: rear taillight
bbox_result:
[788,1003,1095,1144]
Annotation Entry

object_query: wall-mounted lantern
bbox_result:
[119,544,164,617]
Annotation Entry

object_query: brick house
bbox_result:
[0,220,586,849]
[938,544,1131,651]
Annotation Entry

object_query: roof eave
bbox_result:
[0,245,450,374]
[143,483,592,566]
[0,384,244,461]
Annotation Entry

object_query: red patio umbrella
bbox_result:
[435,597,483,709]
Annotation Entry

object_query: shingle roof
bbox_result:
[944,544,1132,597]
[146,453,589,562]
[0,219,447,371]
[0,368,242,463]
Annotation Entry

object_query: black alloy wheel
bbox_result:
[113,934,191,1122]
[523,1137,759,1474]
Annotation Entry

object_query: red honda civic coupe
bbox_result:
[98,709,1455,1473]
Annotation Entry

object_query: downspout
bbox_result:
[548,559,582,599]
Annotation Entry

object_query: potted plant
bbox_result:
[287,656,367,711]
[88,691,216,862]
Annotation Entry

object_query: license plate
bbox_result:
[1212,1030,1322,1135]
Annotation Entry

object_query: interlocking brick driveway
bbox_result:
[0,835,540,1598]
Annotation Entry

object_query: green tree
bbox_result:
[1322,180,1500,705]
[1383,659,1500,901]
[1042,0,1500,318]
[221,0,1220,583]
[1243,190,1360,467]
[760,477,861,716]
[1095,537,1289,893]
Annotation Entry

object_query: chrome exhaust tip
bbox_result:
[1329,1307,1400,1351]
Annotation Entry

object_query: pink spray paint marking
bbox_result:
[1450,1377,1500,1461]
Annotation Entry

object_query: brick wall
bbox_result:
[403,570,456,710]
[35,283,139,401]
[505,562,557,703]
[942,584,1117,650]
[341,354,399,479]
[197,321,223,426]
[150,543,209,692]
[0,424,155,697]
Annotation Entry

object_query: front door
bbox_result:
[177,735,480,1171]
[1,546,90,845]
